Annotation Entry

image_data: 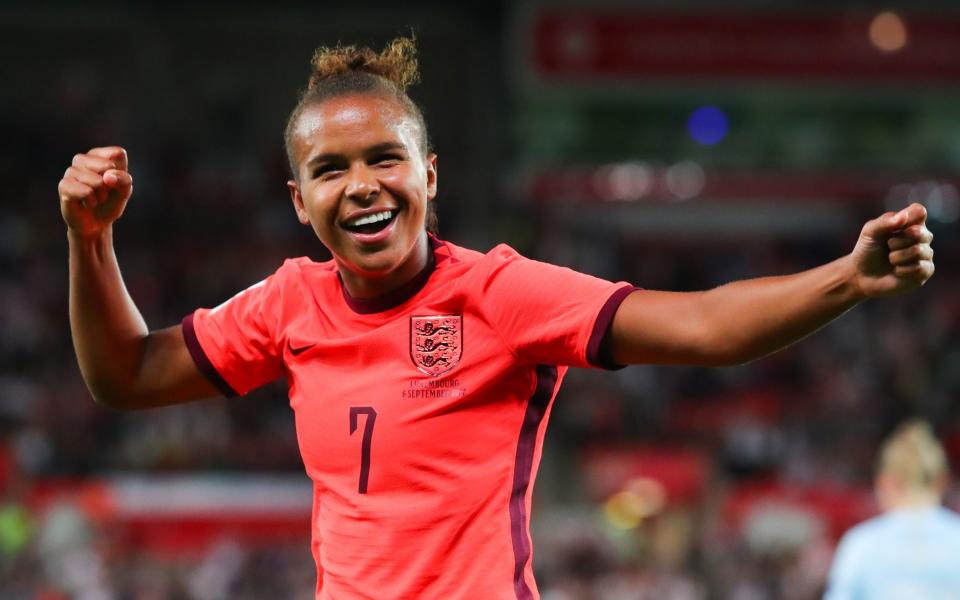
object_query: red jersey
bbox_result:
[183,237,633,599]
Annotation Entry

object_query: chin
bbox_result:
[344,249,405,277]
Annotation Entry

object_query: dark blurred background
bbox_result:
[1,1,959,598]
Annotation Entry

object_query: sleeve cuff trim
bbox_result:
[181,312,239,398]
[586,284,637,370]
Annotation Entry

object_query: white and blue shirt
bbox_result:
[825,505,960,600]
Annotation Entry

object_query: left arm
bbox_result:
[608,203,934,367]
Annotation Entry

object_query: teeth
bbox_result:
[347,210,394,227]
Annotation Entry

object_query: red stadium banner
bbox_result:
[27,475,312,556]
[723,480,875,542]
[531,10,960,83]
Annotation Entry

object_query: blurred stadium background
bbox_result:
[2,1,959,598]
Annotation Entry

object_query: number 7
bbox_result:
[349,406,377,494]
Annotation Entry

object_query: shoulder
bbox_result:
[833,514,891,565]
[433,235,525,262]
[931,506,960,531]
[271,255,339,289]
[221,256,337,315]
[278,255,338,275]
[452,239,539,274]
[429,237,522,284]
[841,514,892,544]
[484,242,529,264]
[430,236,493,267]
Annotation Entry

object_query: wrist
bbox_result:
[67,225,112,244]
[67,226,114,261]
[840,253,869,303]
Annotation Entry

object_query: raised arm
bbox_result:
[608,203,934,367]
[60,146,219,409]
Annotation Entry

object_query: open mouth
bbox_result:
[341,209,398,236]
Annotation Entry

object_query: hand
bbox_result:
[851,202,935,298]
[58,146,133,237]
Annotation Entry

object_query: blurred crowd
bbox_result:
[3,107,958,597]
[3,4,960,599]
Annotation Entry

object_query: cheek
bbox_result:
[383,170,428,206]
[304,187,340,220]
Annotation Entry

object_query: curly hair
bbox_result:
[284,36,436,233]
[306,37,420,93]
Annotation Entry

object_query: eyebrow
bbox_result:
[305,142,407,168]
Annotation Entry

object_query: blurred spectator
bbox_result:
[825,420,960,599]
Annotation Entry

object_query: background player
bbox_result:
[825,419,960,599]
[58,38,935,598]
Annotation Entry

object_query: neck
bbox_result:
[339,233,431,300]
[881,490,941,512]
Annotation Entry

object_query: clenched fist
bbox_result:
[58,146,133,237]
[851,202,935,298]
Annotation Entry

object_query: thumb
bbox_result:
[898,202,928,228]
[863,209,908,238]
[103,169,132,189]
[103,170,133,203]
[109,147,129,173]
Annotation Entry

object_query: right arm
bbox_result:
[60,146,219,409]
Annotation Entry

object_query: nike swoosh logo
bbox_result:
[288,341,316,356]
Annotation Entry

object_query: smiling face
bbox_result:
[287,94,437,298]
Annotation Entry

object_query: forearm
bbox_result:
[697,255,864,364]
[69,227,150,404]
[610,255,866,366]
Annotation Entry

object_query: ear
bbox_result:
[425,153,438,201]
[287,179,311,225]
[932,472,949,495]
[874,474,899,511]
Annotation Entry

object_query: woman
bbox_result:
[58,37,934,599]
[826,420,960,599]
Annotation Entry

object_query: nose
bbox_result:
[344,163,379,203]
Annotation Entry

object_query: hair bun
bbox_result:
[308,36,420,93]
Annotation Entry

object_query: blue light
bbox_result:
[688,106,728,146]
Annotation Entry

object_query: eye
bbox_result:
[312,164,343,180]
[372,153,403,166]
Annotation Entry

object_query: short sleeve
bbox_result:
[182,273,286,397]
[480,246,635,368]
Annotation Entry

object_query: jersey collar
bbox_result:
[339,235,441,314]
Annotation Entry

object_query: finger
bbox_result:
[103,169,132,188]
[889,244,933,266]
[863,211,904,238]
[72,152,116,174]
[65,166,106,190]
[894,260,934,282]
[58,179,95,204]
[888,225,933,250]
[899,202,928,228]
[88,146,128,172]
[865,204,928,237]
